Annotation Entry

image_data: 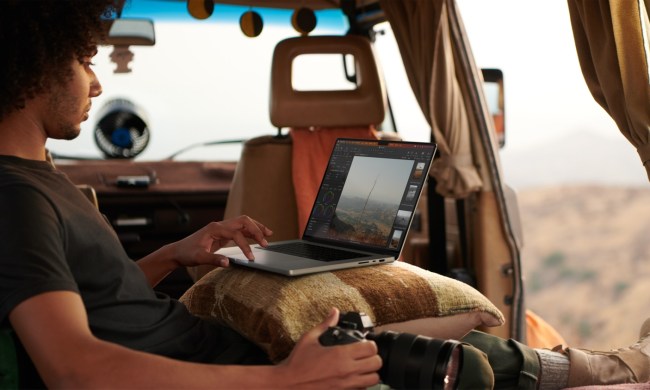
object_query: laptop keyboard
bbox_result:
[263,242,366,262]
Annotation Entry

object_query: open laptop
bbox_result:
[219,138,437,276]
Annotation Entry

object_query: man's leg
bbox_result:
[561,317,650,387]
[460,317,650,389]
[461,330,541,389]
[456,341,495,389]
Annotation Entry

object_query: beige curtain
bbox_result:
[380,0,483,197]
[568,0,650,179]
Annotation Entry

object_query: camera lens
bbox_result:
[368,331,463,390]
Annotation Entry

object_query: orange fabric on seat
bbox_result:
[290,127,379,234]
[526,309,567,349]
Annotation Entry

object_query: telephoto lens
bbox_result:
[318,312,463,390]
[368,331,463,390]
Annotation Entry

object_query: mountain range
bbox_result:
[499,131,648,189]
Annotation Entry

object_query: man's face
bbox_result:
[42,52,103,140]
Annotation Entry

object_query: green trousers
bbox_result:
[0,328,18,390]
[458,330,540,390]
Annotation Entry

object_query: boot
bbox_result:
[564,317,650,386]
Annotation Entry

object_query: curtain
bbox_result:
[380,0,483,197]
[568,0,650,179]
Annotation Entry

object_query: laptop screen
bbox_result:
[303,138,437,254]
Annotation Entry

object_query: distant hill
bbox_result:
[500,132,648,189]
[519,185,650,350]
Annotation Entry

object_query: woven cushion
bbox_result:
[179,261,504,362]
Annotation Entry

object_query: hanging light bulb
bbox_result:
[240,9,263,37]
[291,7,316,35]
[187,0,214,20]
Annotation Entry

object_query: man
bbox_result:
[0,1,380,388]
[2,1,650,389]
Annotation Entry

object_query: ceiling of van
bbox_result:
[157,0,386,31]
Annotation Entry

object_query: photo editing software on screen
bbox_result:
[304,139,435,252]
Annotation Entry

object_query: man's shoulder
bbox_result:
[0,163,64,219]
[0,156,65,195]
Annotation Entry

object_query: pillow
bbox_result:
[179,261,504,363]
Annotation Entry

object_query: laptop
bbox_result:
[219,138,437,276]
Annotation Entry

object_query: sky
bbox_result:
[455,1,648,187]
[456,0,626,148]
[341,156,413,205]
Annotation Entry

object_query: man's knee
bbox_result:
[461,330,540,389]
[456,342,495,389]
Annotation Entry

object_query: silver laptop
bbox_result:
[220,138,437,276]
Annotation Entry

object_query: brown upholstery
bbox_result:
[75,184,99,209]
[224,136,299,241]
[270,35,386,128]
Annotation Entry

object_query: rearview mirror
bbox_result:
[106,18,155,46]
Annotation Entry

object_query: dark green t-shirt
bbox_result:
[0,155,268,387]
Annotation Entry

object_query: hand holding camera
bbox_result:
[319,312,463,390]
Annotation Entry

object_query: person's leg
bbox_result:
[561,317,650,387]
[461,317,650,389]
[456,341,495,389]
[462,330,541,389]
[202,323,272,365]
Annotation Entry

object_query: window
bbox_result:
[46,4,348,161]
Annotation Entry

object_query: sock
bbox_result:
[535,349,570,390]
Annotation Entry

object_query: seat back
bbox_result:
[269,35,386,128]
[224,135,298,241]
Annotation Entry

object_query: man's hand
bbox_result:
[137,215,273,286]
[170,215,273,267]
[278,308,382,389]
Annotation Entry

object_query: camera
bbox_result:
[319,312,463,390]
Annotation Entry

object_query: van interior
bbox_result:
[39,0,650,371]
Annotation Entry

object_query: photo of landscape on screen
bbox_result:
[328,156,414,246]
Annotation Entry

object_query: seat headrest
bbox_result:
[269,35,386,128]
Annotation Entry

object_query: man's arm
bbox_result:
[10,292,381,389]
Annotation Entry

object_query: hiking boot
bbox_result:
[562,317,650,386]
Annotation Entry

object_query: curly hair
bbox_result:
[0,0,122,121]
